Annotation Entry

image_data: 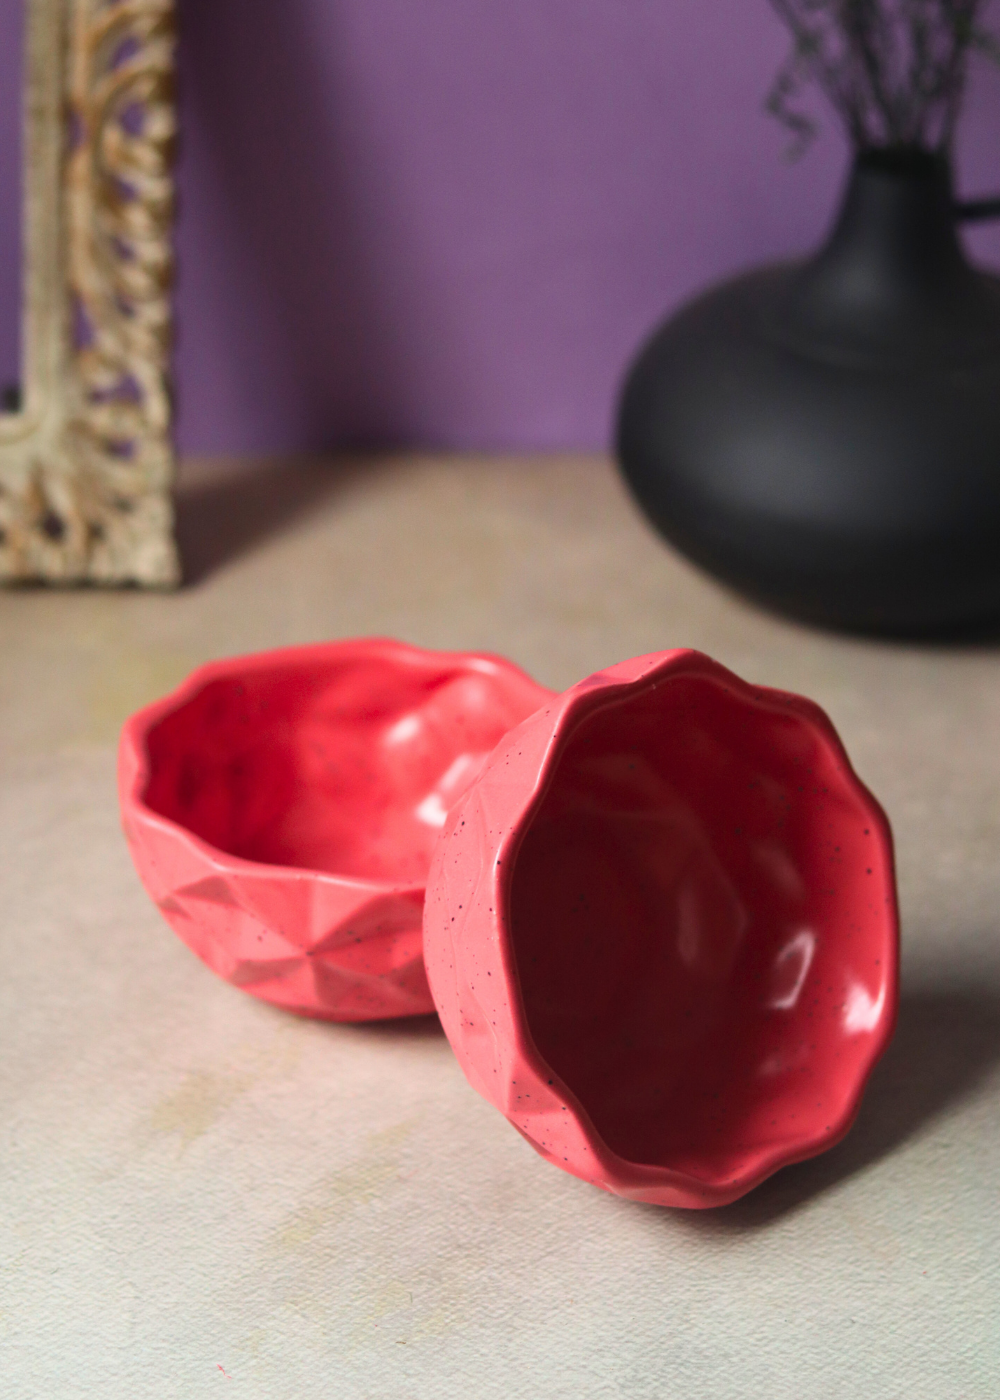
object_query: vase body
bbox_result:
[616,149,1000,635]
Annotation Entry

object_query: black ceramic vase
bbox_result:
[617,148,1000,635]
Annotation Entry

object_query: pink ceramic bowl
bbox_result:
[119,638,552,1021]
[424,649,899,1207]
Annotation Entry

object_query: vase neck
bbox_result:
[818,149,966,297]
[768,148,1000,368]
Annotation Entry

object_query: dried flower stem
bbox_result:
[767,0,1000,154]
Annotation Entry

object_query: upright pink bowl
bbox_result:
[423,649,899,1207]
[119,638,552,1021]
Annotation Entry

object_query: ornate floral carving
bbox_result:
[0,0,179,586]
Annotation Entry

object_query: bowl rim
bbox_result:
[453,647,900,1204]
[118,635,552,893]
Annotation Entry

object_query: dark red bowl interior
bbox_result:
[144,649,538,885]
[509,673,894,1182]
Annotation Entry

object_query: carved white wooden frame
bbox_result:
[0,0,179,585]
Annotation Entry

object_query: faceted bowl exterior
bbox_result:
[423,649,899,1207]
[119,638,552,1021]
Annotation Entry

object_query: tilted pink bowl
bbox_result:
[424,649,899,1207]
[119,638,552,1021]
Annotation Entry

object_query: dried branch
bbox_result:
[766,0,1000,154]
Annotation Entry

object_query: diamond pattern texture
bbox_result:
[120,639,552,1020]
[424,650,900,1207]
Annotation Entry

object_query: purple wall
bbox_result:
[175,0,845,453]
[0,0,23,396]
[2,2,999,445]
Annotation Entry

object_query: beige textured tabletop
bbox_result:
[2,453,999,1398]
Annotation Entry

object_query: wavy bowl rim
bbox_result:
[447,648,900,1207]
[118,635,554,894]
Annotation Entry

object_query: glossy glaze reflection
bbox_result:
[120,638,552,1021]
[424,650,899,1207]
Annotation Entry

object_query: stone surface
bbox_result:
[1,452,999,1397]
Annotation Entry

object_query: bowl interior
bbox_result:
[508,673,894,1183]
[144,650,542,884]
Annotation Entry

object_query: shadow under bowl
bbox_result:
[119,638,552,1020]
[424,649,899,1206]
